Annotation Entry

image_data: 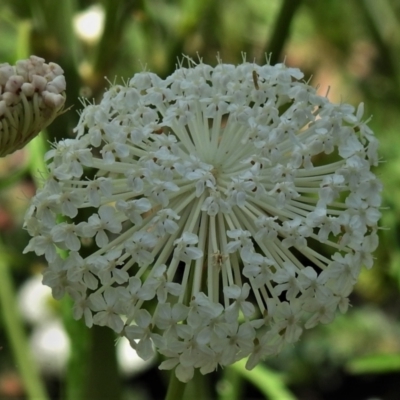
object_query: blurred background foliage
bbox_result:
[0,0,400,399]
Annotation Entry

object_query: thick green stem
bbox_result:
[0,244,49,400]
[267,0,303,65]
[61,296,90,400]
[85,325,121,400]
[165,371,186,400]
[185,369,212,400]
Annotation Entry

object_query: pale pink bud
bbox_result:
[0,64,14,86]
[31,75,47,92]
[21,82,35,97]
[46,75,66,93]
[48,62,64,76]
[42,91,65,109]
[16,60,30,80]
[5,75,25,93]
[29,55,45,67]
[2,91,19,105]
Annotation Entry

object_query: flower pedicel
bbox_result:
[24,57,382,382]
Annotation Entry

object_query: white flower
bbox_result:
[224,283,255,320]
[42,256,85,300]
[210,321,255,366]
[89,287,124,333]
[81,205,123,247]
[24,57,382,381]
[273,263,302,301]
[23,228,58,262]
[125,309,155,361]
[145,264,182,303]
[66,252,99,290]
[116,198,152,225]
[50,223,82,251]
[155,302,189,338]
[245,331,283,371]
[273,300,303,343]
[173,232,203,263]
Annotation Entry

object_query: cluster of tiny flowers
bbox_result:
[24,58,382,382]
[0,55,66,157]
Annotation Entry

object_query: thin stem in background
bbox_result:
[267,0,303,65]
[92,0,136,93]
[358,0,400,94]
[0,243,49,400]
[0,16,50,400]
[27,0,82,143]
[0,17,48,400]
[162,0,214,76]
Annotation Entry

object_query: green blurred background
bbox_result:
[0,0,400,399]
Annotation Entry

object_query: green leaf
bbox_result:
[346,353,400,374]
[231,359,296,400]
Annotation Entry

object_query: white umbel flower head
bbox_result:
[0,55,66,157]
[24,57,382,382]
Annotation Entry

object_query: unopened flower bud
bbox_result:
[48,62,64,77]
[0,64,14,85]
[5,75,24,93]
[15,60,29,80]
[31,75,47,92]
[2,91,19,105]
[46,75,66,94]
[42,91,65,109]
[0,55,66,157]
[21,82,35,97]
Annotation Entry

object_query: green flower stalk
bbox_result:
[0,56,66,157]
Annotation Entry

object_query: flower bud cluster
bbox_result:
[24,57,381,382]
[0,55,66,157]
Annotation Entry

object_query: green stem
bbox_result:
[0,14,49,400]
[61,296,90,400]
[358,0,400,93]
[267,0,303,65]
[231,359,296,400]
[27,131,49,185]
[27,0,80,66]
[218,365,242,400]
[85,325,121,400]
[92,0,135,92]
[0,243,49,400]
[0,166,29,190]
[27,0,82,144]
[165,371,186,400]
